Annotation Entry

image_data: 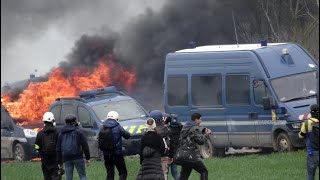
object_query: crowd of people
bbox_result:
[34,104,319,180]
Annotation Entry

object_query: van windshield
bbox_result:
[92,99,148,121]
[270,71,317,103]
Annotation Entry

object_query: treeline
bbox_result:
[233,0,319,59]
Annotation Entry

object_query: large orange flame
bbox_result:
[1,59,136,125]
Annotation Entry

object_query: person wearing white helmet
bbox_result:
[99,110,130,180]
[35,112,62,180]
[107,111,120,121]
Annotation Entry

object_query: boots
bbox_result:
[119,174,127,180]
[200,171,208,180]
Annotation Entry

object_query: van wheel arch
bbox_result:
[274,131,296,152]
[199,135,214,158]
[272,129,286,151]
[202,134,226,158]
[13,142,28,161]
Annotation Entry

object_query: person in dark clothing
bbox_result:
[164,114,182,180]
[136,118,166,180]
[179,113,211,180]
[150,110,174,180]
[56,114,90,180]
[102,111,131,180]
[299,104,319,180]
[35,112,61,180]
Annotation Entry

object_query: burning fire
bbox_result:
[1,58,136,125]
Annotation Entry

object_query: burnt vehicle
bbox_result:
[1,104,38,161]
[49,86,149,159]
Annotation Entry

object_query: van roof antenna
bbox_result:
[232,9,239,46]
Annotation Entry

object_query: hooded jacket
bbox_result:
[35,124,59,170]
[56,124,90,163]
[102,118,130,156]
[169,121,183,156]
[179,121,206,160]
[136,131,165,180]
[156,122,174,158]
[35,124,59,153]
[299,117,319,153]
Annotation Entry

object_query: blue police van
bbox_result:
[49,86,149,159]
[164,42,318,157]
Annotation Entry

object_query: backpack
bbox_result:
[61,130,80,156]
[310,121,319,149]
[42,132,57,154]
[98,126,115,151]
[305,118,319,149]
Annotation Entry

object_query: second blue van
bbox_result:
[164,42,318,157]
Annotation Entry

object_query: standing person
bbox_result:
[100,111,130,180]
[299,104,319,180]
[150,110,174,180]
[136,118,166,180]
[179,113,211,180]
[35,112,61,180]
[164,114,182,180]
[56,114,90,180]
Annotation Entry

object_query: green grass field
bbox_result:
[1,150,319,180]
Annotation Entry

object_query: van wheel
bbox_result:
[14,143,27,161]
[199,136,213,158]
[276,133,295,152]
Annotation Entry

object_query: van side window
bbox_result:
[191,75,222,106]
[226,75,250,104]
[51,105,61,125]
[253,80,271,105]
[78,107,93,127]
[60,105,74,124]
[1,112,13,130]
[167,76,188,106]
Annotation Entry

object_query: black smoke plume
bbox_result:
[2,0,269,111]
[56,0,261,110]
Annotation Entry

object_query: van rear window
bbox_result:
[167,76,188,106]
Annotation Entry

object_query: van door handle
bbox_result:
[248,112,258,119]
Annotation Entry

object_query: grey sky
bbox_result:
[1,0,165,84]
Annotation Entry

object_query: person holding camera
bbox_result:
[56,114,90,180]
[299,104,319,180]
[179,112,211,180]
[149,110,174,180]
[164,114,182,180]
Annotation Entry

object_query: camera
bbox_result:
[57,167,65,176]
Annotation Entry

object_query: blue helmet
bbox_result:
[149,110,163,121]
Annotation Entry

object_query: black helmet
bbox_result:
[150,110,163,121]
[65,114,77,124]
[162,113,172,124]
[310,104,319,118]
[310,104,319,112]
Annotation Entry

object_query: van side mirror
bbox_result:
[262,96,273,110]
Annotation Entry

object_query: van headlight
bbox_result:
[23,129,38,138]
[291,123,301,129]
